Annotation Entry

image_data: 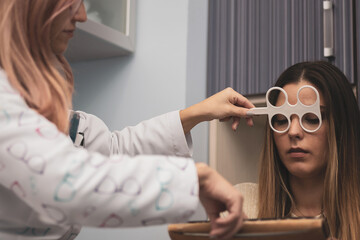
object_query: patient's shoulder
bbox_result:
[234,182,258,219]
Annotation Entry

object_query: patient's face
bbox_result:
[273,80,328,179]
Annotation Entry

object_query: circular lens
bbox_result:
[298,86,317,107]
[301,113,320,131]
[271,114,289,132]
[268,89,286,107]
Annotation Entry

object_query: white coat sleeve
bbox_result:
[0,76,199,228]
[74,111,193,157]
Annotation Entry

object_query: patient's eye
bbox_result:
[272,115,287,125]
[303,117,319,125]
[302,113,320,125]
[301,113,321,131]
[271,114,288,131]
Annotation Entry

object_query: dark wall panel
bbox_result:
[207,0,356,96]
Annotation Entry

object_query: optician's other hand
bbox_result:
[196,162,245,239]
[180,88,255,133]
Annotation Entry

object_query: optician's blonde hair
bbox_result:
[257,61,360,239]
[0,0,78,133]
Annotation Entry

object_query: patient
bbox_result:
[236,61,360,239]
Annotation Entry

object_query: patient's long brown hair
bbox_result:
[0,0,78,133]
[258,61,360,239]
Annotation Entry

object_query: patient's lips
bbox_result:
[287,147,309,158]
[63,28,75,38]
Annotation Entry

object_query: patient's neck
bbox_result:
[289,174,324,217]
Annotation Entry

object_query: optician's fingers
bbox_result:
[231,117,254,130]
[209,195,244,239]
[210,212,245,239]
[227,107,254,128]
[232,117,240,130]
[220,111,254,130]
[228,90,255,109]
[246,117,254,127]
[208,213,226,239]
[219,116,231,122]
[210,220,237,240]
[231,104,254,117]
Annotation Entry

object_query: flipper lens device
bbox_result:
[246,85,322,133]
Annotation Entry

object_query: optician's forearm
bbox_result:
[76,110,193,157]
[180,103,209,134]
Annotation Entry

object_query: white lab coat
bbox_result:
[0,69,199,240]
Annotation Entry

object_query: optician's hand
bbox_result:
[196,162,245,239]
[180,88,255,133]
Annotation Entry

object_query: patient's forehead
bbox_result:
[277,81,324,106]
